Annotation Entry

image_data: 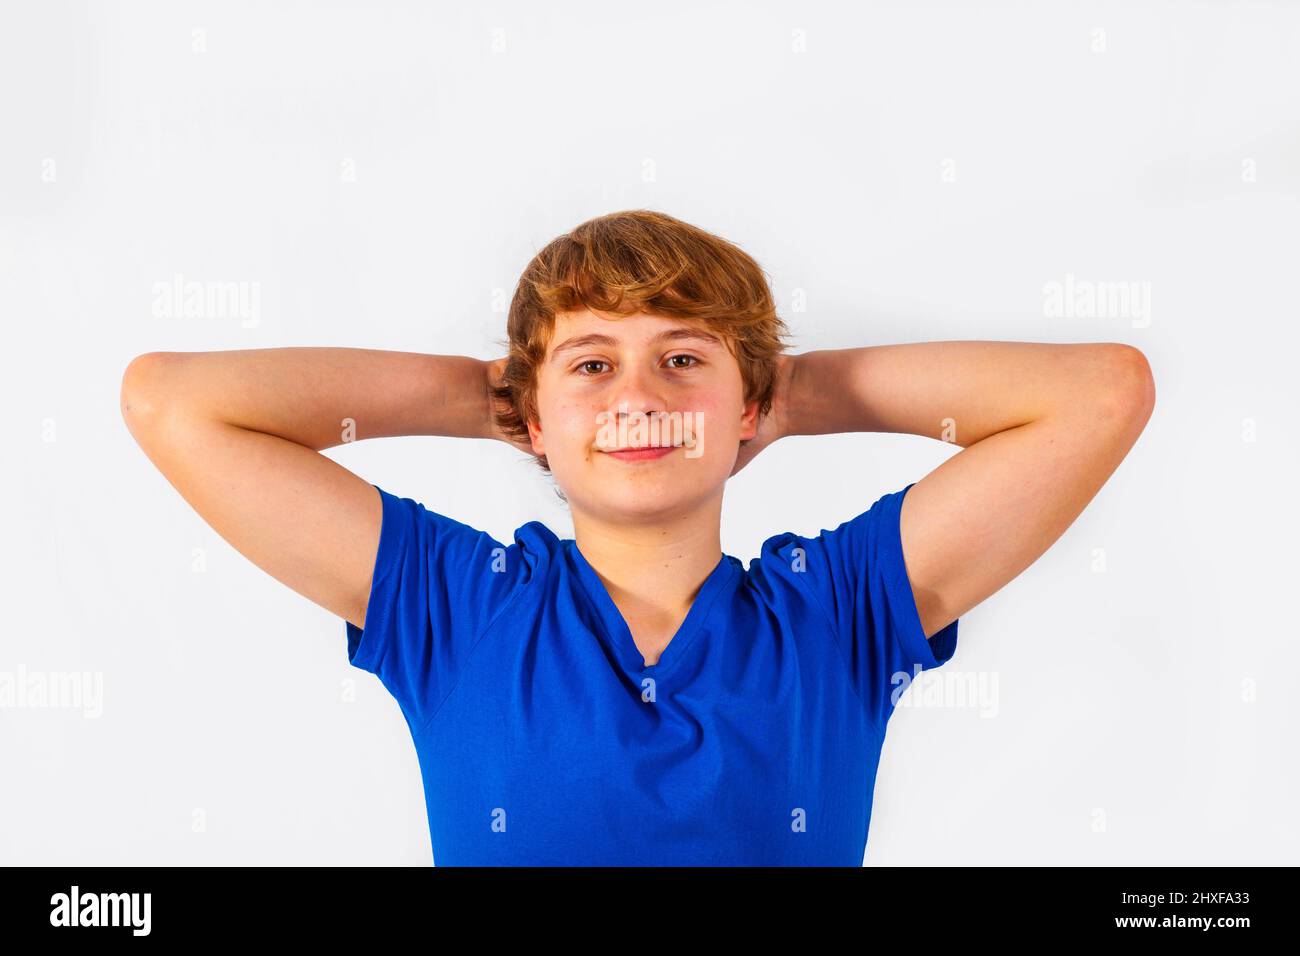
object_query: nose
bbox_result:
[593,360,676,451]
[608,359,668,421]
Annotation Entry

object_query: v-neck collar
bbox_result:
[565,539,739,679]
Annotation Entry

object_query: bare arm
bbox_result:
[777,341,1157,638]
[120,348,518,629]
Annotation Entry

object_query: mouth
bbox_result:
[601,445,679,462]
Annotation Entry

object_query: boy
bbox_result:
[120,209,1155,865]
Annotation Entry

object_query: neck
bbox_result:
[570,493,725,655]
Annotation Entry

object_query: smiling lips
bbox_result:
[603,445,679,462]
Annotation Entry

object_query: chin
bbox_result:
[566,474,719,520]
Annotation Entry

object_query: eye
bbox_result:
[573,355,700,375]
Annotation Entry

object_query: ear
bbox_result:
[527,417,546,456]
[739,399,760,441]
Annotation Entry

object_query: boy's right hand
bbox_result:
[485,357,540,458]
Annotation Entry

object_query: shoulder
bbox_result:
[738,487,914,623]
[750,487,900,568]
[511,519,564,567]
[373,485,562,584]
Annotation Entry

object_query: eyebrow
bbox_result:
[549,327,723,362]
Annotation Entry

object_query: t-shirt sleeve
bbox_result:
[766,481,959,734]
[346,483,531,732]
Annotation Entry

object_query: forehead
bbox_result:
[546,308,723,357]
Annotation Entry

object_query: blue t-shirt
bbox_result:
[346,481,959,865]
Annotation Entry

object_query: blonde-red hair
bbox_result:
[491,209,790,472]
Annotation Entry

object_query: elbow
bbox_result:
[1097,343,1156,424]
[120,352,175,426]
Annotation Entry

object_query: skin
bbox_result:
[120,321,1155,670]
[522,308,764,665]
[785,341,1156,640]
[515,315,1157,664]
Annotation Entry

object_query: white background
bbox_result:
[2,0,1297,865]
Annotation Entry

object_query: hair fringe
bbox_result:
[490,209,791,473]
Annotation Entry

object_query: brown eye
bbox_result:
[577,360,608,375]
[667,354,699,369]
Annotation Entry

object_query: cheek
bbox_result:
[682,388,741,435]
[542,395,602,455]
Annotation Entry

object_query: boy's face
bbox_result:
[528,308,759,523]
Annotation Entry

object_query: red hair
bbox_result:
[491,209,790,472]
